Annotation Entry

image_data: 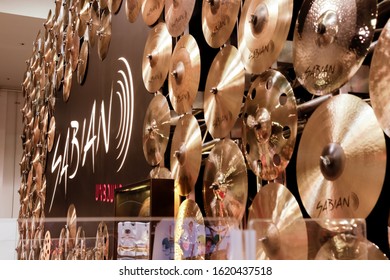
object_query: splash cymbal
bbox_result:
[168,34,200,115]
[108,0,122,13]
[165,0,195,37]
[141,0,164,26]
[125,0,141,23]
[204,45,245,139]
[248,182,308,260]
[77,40,89,84]
[293,0,377,95]
[47,116,56,153]
[97,8,112,61]
[297,94,386,219]
[170,114,202,197]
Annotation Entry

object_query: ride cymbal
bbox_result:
[125,0,141,23]
[297,94,386,219]
[165,0,195,37]
[97,8,112,61]
[141,0,164,26]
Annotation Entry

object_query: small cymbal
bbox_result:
[165,0,196,37]
[47,116,56,153]
[63,62,73,102]
[168,34,200,115]
[297,94,386,219]
[204,45,245,139]
[125,0,141,23]
[98,8,112,61]
[170,114,202,197]
[77,40,89,84]
[248,183,308,260]
[108,0,122,13]
[141,0,164,26]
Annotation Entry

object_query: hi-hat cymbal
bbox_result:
[142,22,172,93]
[204,45,245,139]
[77,40,89,84]
[97,9,112,61]
[170,114,202,197]
[238,0,293,74]
[297,94,386,219]
[108,0,122,13]
[142,93,171,166]
[141,0,164,26]
[248,182,308,260]
[165,0,195,37]
[125,0,141,23]
[47,116,56,153]
[293,0,377,95]
[242,69,297,181]
[203,139,248,221]
[168,34,200,115]
[202,0,240,48]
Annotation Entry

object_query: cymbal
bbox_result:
[238,0,293,74]
[142,22,172,93]
[248,182,308,260]
[77,40,89,84]
[293,0,377,95]
[42,230,51,260]
[47,116,56,153]
[170,114,202,197]
[204,45,245,139]
[203,139,248,221]
[141,0,164,26]
[165,0,195,37]
[88,0,100,48]
[63,62,73,102]
[297,94,386,219]
[149,166,172,179]
[65,25,80,72]
[99,0,108,10]
[174,199,205,260]
[55,54,64,91]
[95,221,109,260]
[98,8,112,61]
[369,19,390,138]
[142,93,171,166]
[168,34,200,115]
[202,0,240,48]
[108,0,122,13]
[125,0,141,23]
[242,69,297,181]
[67,204,77,249]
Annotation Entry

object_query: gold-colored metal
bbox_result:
[99,0,109,10]
[42,230,51,260]
[141,0,164,26]
[125,0,141,23]
[77,40,89,84]
[88,0,100,48]
[95,221,109,260]
[98,8,112,61]
[149,166,172,179]
[108,0,123,13]
[63,61,73,102]
[66,204,77,247]
[165,0,196,37]
[47,116,56,153]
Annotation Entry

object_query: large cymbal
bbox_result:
[170,114,202,197]
[141,0,164,26]
[203,139,248,221]
[248,182,308,260]
[142,93,171,166]
[77,40,89,84]
[125,0,141,23]
[168,34,200,115]
[293,0,377,95]
[142,22,172,93]
[238,0,293,74]
[204,45,245,139]
[242,69,297,181]
[165,0,195,37]
[97,8,112,61]
[297,94,386,219]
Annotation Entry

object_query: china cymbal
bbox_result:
[293,0,377,95]
[204,45,245,139]
[297,94,386,219]
[47,116,56,153]
[238,0,293,74]
[165,0,195,37]
[125,0,141,23]
[203,139,248,221]
[202,0,240,48]
[108,0,122,13]
[168,34,200,115]
[142,93,171,166]
[242,69,297,181]
[248,182,308,260]
[97,8,112,61]
[63,62,73,102]
[67,204,77,248]
[170,114,202,197]
[149,166,172,179]
[141,0,164,26]
[77,39,89,84]
[142,22,172,93]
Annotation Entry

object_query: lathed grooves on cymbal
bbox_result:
[242,69,297,181]
[204,45,245,139]
[77,40,89,84]
[125,0,141,23]
[141,0,164,26]
[168,34,200,115]
[248,183,308,260]
[165,0,195,37]
[293,0,377,95]
[170,114,202,197]
[203,139,248,221]
[296,94,386,219]
[98,8,112,61]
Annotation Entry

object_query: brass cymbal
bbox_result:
[108,0,122,13]
[149,166,172,179]
[42,230,51,260]
[99,0,108,10]
[204,45,245,139]
[170,114,202,197]
[297,94,386,219]
[67,204,77,248]
[47,116,56,153]
[97,8,112,61]
[141,0,164,26]
[63,62,73,102]
[293,0,377,95]
[55,54,64,91]
[174,199,205,260]
[242,69,297,181]
[248,182,308,260]
[203,139,248,221]
[142,22,172,93]
[165,0,195,37]
[77,40,89,84]
[88,0,100,48]
[238,0,293,74]
[142,93,171,166]
[95,221,109,260]
[201,0,240,48]
[168,34,200,115]
[125,0,141,23]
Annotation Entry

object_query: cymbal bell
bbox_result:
[141,0,164,26]
[77,40,89,84]
[165,0,195,37]
[125,0,141,23]
[97,8,112,61]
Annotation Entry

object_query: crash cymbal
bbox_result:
[143,93,171,166]
[297,94,386,219]
[174,199,205,260]
[168,34,200,115]
[293,0,377,95]
[170,114,202,197]
[203,139,248,221]
[238,0,293,74]
[141,0,164,26]
[77,40,89,84]
[66,204,77,248]
[63,62,73,102]
[204,45,245,139]
[78,1,90,37]
[248,182,308,260]
[47,116,56,153]
[149,166,172,179]
[142,22,172,93]
[242,69,297,181]
[97,8,112,61]
[44,9,54,32]
[165,0,195,37]
[125,0,141,23]
[88,0,100,48]
[202,0,240,48]
[108,0,122,13]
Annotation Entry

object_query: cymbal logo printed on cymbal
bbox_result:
[165,0,196,37]
[141,0,164,26]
